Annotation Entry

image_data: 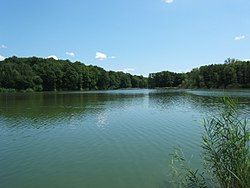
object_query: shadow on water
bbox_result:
[0,89,249,128]
[148,89,250,114]
[0,91,146,128]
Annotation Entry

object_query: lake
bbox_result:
[0,89,249,188]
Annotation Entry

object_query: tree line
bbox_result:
[149,58,250,89]
[1,57,250,92]
[0,56,148,91]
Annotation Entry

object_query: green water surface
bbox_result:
[0,89,249,188]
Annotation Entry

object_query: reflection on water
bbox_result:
[0,89,249,188]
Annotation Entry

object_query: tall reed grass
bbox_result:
[169,97,250,188]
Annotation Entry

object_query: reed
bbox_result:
[170,97,250,188]
[202,97,250,188]
[169,148,207,188]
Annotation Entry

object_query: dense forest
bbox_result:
[149,59,250,89]
[1,57,250,92]
[0,56,148,91]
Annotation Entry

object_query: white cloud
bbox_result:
[66,52,75,57]
[95,52,107,60]
[164,0,174,4]
[0,44,7,49]
[235,35,245,41]
[109,56,116,59]
[47,55,59,60]
[122,68,135,73]
[0,55,5,61]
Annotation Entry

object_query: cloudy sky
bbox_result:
[0,0,249,75]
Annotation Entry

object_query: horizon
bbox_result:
[1,0,250,76]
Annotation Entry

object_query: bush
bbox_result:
[25,88,34,92]
[33,85,43,92]
[0,88,16,93]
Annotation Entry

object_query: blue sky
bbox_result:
[0,0,249,76]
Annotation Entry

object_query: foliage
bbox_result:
[169,148,207,188]
[202,98,250,188]
[149,59,250,89]
[169,98,250,188]
[0,88,16,93]
[1,57,249,91]
[0,56,148,91]
[148,71,185,88]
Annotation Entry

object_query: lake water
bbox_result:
[0,89,249,188]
